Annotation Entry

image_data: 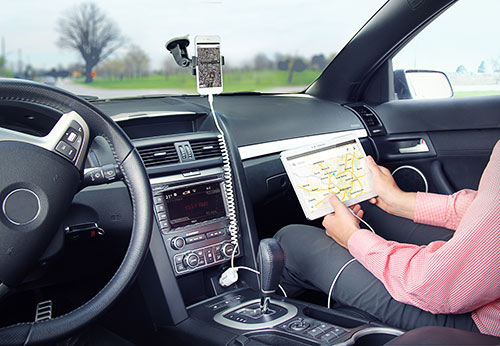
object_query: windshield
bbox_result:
[1,0,386,99]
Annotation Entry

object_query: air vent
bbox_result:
[350,105,381,127]
[191,138,222,160]
[137,143,179,167]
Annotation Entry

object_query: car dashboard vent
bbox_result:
[137,143,179,167]
[191,138,222,160]
[350,106,380,127]
[348,105,385,136]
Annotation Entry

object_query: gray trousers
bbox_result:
[274,202,479,332]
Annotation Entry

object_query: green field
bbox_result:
[453,90,500,98]
[77,69,320,92]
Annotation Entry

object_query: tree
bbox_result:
[288,58,307,83]
[311,54,327,70]
[57,2,125,83]
[477,60,487,73]
[253,53,273,70]
[456,65,467,74]
[124,45,150,78]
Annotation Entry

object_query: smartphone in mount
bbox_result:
[195,35,223,95]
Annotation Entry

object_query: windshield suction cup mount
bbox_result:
[166,35,192,67]
[165,35,224,75]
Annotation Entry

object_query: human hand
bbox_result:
[322,194,363,249]
[366,156,416,219]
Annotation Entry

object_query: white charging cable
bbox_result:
[326,208,375,308]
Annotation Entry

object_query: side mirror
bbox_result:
[394,69,453,100]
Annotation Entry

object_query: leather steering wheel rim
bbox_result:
[0,78,153,345]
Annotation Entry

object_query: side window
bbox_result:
[392,0,500,99]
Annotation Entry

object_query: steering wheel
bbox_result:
[0,79,153,345]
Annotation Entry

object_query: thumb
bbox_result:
[328,193,345,212]
[366,155,380,175]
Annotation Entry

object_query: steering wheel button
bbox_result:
[65,130,78,143]
[56,141,76,160]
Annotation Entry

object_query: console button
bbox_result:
[185,234,206,244]
[155,204,165,212]
[171,237,185,250]
[205,248,215,263]
[157,212,167,221]
[221,243,235,258]
[159,220,169,229]
[207,229,225,238]
[289,320,310,331]
[320,331,338,343]
[214,244,223,261]
[154,196,163,204]
[176,263,187,273]
[307,327,323,338]
[183,253,199,268]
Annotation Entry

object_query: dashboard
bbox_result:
[76,94,382,289]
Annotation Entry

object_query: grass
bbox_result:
[453,90,500,98]
[77,69,320,92]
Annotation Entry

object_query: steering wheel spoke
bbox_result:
[0,111,90,170]
[0,79,152,345]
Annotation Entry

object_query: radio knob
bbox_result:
[183,253,200,269]
[221,242,235,258]
[171,237,185,250]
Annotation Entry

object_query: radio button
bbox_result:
[185,234,207,244]
[159,220,169,229]
[155,204,165,212]
[154,196,163,204]
[157,212,167,221]
[221,243,235,258]
[183,253,200,269]
[171,237,185,250]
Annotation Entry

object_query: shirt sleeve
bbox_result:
[348,140,500,315]
[349,194,500,315]
[413,189,477,230]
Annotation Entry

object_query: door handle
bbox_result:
[399,139,430,154]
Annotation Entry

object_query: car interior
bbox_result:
[1,0,500,345]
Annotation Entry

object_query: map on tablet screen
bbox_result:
[281,135,376,220]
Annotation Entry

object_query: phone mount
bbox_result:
[165,35,224,75]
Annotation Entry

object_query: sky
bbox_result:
[1,0,500,74]
[1,0,385,71]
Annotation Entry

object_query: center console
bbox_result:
[150,167,240,277]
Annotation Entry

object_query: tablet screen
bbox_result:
[281,135,376,220]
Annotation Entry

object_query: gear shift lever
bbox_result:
[257,238,285,314]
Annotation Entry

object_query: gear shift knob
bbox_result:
[257,238,285,313]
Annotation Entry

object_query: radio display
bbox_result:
[163,182,226,228]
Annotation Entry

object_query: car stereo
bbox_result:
[152,173,239,276]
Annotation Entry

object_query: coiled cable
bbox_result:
[208,94,239,251]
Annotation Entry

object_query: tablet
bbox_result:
[280,134,376,220]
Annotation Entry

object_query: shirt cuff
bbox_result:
[413,192,449,227]
[348,229,385,267]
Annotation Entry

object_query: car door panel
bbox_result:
[373,97,500,193]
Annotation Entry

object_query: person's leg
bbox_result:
[274,224,478,332]
[360,202,454,245]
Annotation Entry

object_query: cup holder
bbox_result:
[351,326,404,346]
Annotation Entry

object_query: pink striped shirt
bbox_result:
[348,139,500,336]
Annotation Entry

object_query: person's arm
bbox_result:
[325,192,500,315]
[412,190,477,230]
[367,156,477,230]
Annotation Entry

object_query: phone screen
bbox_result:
[196,44,222,89]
